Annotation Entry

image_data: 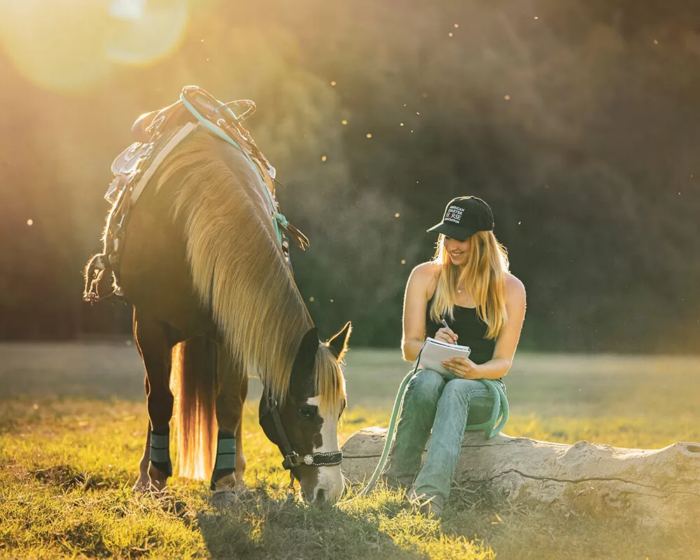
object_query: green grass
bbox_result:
[1,344,700,559]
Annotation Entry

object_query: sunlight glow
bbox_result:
[109,0,146,20]
[0,0,189,93]
[106,0,188,66]
[0,0,114,92]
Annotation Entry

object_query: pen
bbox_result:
[440,319,457,345]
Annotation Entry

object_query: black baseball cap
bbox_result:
[427,196,495,241]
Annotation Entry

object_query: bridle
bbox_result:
[259,394,343,471]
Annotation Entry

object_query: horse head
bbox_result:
[259,322,351,504]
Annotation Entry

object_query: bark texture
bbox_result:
[342,427,700,527]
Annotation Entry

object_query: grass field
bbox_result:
[2,342,700,559]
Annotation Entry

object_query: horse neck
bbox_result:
[167,135,314,402]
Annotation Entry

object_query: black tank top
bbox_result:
[425,297,496,365]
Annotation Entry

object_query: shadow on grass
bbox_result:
[196,486,425,560]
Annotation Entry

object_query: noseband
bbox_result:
[260,395,343,470]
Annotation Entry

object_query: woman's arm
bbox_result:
[401,263,450,362]
[443,274,527,379]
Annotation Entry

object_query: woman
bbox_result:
[385,196,526,518]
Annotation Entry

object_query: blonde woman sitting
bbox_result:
[385,196,527,518]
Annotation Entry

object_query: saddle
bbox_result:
[83,85,308,304]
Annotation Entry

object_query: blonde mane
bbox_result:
[155,131,345,412]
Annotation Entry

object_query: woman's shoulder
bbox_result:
[504,272,526,302]
[409,262,441,286]
[407,262,441,297]
[411,261,441,279]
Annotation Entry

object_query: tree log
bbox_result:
[341,427,700,527]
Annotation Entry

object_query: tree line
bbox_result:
[1,0,699,353]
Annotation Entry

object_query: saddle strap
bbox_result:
[134,122,199,205]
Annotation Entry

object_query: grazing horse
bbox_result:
[113,129,350,503]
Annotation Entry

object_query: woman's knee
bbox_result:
[441,378,489,404]
[406,370,445,404]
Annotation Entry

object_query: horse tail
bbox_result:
[170,336,218,479]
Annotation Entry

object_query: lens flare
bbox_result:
[0,0,114,93]
[106,0,189,66]
[0,0,189,94]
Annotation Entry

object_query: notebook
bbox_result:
[416,337,472,377]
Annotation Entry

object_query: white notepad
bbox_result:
[417,337,472,377]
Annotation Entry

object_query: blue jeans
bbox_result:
[386,369,495,508]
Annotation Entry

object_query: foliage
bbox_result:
[1,0,699,351]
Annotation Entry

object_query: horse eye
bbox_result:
[298,405,318,420]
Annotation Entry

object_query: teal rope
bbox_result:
[352,368,417,498]
[346,354,509,502]
[464,378,509,439]
[274,213,289,228]
[179,93,288,247]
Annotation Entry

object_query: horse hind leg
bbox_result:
[132,312,175,492]
[211,347,248,493]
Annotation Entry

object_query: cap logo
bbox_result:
[444,206,463,224]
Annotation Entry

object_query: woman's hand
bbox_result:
[435,327,458,345]
[442,356,481,379]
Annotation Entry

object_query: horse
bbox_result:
[104,128,350,503]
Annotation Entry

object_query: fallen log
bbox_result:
[341,427,700,527]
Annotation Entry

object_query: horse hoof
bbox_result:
[233,482,249,495]
[149,479,167,493]
[147,464,169,492]
[211,490,238,509]
[211,473,237,492]
[132,477,150,493]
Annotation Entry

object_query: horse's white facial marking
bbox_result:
[307,396,344,502]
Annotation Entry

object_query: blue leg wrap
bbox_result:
[210,429,236,489]
[150,430,172,477]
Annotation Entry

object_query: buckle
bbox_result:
[282,453,301,470]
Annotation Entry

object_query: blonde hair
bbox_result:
[429,230,509,339]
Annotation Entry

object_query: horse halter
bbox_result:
[259,394,343,470]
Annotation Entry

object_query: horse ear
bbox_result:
[291,327,319,389]
[327,321,352,362]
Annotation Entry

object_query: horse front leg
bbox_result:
[211,347,248,492]
[133,423,152,492]
[133,312,175,492]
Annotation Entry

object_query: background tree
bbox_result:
[0,0,698,352]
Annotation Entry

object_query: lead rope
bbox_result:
[340,343,509,505]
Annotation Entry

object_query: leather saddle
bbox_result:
[84,85,305,305]
[105,85,275,204]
